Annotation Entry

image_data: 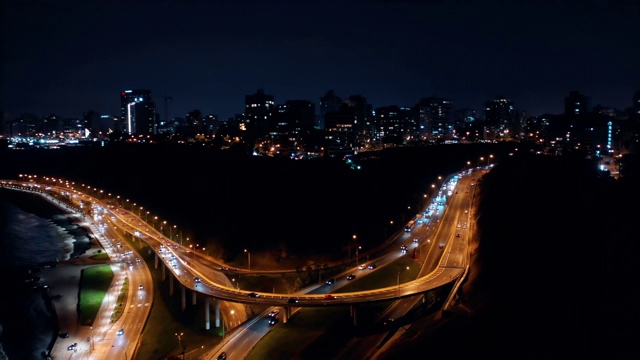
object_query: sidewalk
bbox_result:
[33,195,118,360]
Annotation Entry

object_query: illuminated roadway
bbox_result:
[2,167,485,359]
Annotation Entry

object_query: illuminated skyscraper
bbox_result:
[120,89,157,135]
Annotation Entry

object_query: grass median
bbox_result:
[246,256,421,359]
[79,264,113,326]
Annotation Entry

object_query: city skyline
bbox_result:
[3,1,640,121]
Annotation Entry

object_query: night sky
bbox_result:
[3,0,640,121]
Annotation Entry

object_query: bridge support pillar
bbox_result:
[351,305,359,327]
[154,253,158,269]
[181,285,186,311]
[162,263,166,281]
[214,298,221,328]
[205,297,210,330]
[169,274,174,295]
[192,289,197,305]
[283,306,289,324]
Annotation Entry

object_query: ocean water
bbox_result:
[0,188,92,360]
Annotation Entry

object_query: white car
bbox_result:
[358,265,366,270]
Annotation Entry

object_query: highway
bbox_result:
[2,167,485,359]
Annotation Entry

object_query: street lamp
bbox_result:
[90,326,94,352]
[385,220,393,240]
[355,246,361,267]
[397,266,410,297]
[244,249,251,270]
[175,332,185,357]
[349,234,357,265]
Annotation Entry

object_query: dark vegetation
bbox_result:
[3,143,638,358]
[0,142,517,263]
[382,151,640,359]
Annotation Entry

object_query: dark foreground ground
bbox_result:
[2,144,639,359]
[379,151,640,359]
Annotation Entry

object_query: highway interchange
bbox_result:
[2,166,484,359]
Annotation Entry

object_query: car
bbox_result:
[325,278,336,285]
[268,317,279,326]
[67,343,77,351]
[324,294,336,300]
[194,277,201,283]
[135,258,141,262]
[247,292,260,298]
[358,265,366,270]
[383,318,395,327]
[456,233,460,237]
[287,297,299,304]
[268,309,280,317]
[439,243,445,249]
[400,245,408,253]
[413,238,419,243]
[138,284,144,290]
[216,352,227,360]
[367,264,377,270]
[59,332,69,338]
[347,274,356,280]
[117,329,124,336]
[219,266,229,271]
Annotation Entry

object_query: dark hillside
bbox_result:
[0,142,520,263]
[382,152,639,359]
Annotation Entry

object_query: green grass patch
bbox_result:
[110,277,129,323]
[89,251,109,260]
[335,256,421,293]
[79,264,114,326]
[246,256,422,358]
[134,244,221,360]
[246,307,355,360]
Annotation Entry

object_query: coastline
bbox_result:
[0,187,110,360]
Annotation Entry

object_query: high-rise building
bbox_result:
[319,90,343,130]
[325,103,356,158]
[204,114,220,136]
[417,97,453,140]
[120,89,157,135]
[564,91,589,116]
[244,89,275,141]
[346,95,374,149]
[483,97,515,141]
